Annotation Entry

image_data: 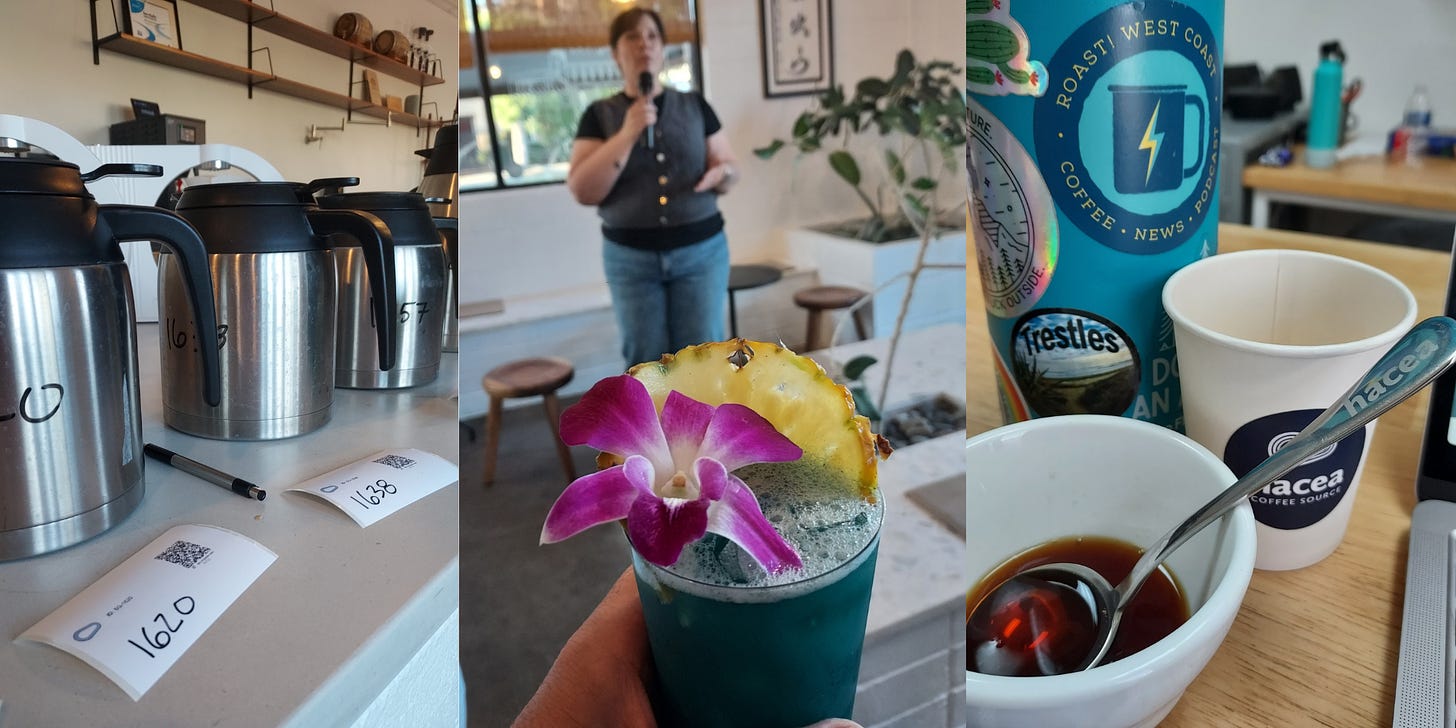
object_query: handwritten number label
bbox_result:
[166,318,229,351]
[1,383,64,424]
[167,317,188,349]
[126,596,196,659]
[396,302,432,326]
[348,479,398,510]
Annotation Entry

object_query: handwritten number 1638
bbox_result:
[349,479,398,509]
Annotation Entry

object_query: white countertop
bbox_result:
[809,325,966,647]
[0,324,460,728]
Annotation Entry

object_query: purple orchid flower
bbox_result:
[540,375,805,573]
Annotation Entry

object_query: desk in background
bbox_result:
[1243,147,1456,229]
[967,223,1450,725]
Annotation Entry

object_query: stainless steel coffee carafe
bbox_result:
[436,214,458,353]
[0,159,221,560]
[419,124,459,352]
[319,191,447,388]
[160,181,397,439]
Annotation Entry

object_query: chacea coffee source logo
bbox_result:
[1033,0,1221,254]
[1010,309,1139,416]
[1226,409,1366,530]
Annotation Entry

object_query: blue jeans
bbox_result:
[602,231,729,367]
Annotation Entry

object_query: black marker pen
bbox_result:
[144,443,266,501]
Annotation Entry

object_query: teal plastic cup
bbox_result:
[631,512,882,728]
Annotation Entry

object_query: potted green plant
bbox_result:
[755,49,967,416]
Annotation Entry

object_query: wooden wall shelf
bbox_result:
[89,0,447,132]
[179,0,445,87]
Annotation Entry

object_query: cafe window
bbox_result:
[460,0,702,191]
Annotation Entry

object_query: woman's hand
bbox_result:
[693,164,737,194]
[620,94,658,139]
[513,568,657,727]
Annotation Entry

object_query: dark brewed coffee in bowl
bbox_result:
[967,536,1190,677]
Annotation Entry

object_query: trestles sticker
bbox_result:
[1033,0,1221,254]
[1010,309,1140,416]
[1225,409,1366,530]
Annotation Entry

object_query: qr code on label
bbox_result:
[373,454,416,470]
[155,540,213,569]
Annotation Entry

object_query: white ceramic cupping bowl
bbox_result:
[966,416,1256,728]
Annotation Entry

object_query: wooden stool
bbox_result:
[727,264,784,338]
[794,285,869,351]
[482,357,577,486]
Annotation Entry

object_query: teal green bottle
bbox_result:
[1306,41,1345,169]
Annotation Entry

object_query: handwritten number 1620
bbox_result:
[127,596,196,659]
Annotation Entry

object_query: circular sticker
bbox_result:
[1033,1,1221,254]
[1225,409,1366,530]
[1009,309,1140,416]
[968,100,1058,319]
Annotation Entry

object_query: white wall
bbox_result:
[1225,0,1456,139]
[458,0,966,305]
[0,0,458,192]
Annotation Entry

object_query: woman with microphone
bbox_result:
[566,7,740,367]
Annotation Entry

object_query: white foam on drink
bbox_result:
[640,460,884,604]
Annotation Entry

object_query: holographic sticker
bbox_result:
[966,0,1049,97]
[968,99,1058,319]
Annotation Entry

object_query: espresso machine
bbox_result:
[0,115,284,322]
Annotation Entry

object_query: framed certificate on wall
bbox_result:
[123,0,182,50]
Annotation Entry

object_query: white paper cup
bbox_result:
[1163,249,1416,570]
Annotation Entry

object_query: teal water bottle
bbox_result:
[1306,41,1345,169]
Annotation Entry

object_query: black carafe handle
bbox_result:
[99,205,223,407]
[308,209,398,372]
[81,164,162,183]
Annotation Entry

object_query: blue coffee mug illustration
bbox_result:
[1111,85,1206,194]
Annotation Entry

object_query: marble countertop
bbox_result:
[0,324,460,727]
[809,324,966,638]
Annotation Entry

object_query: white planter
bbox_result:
[787,226,967,338]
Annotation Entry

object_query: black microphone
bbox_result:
[638,71,655,149]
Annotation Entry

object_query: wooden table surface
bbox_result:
[966,223,1452,726]
[1243,147,1456,213]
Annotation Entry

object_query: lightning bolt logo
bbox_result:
[1139,101,1164,187]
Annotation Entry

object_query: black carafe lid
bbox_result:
[0,158,224,405]
[318,191,430,212]
[318,192,437,247]
[0,159,163,267]
[0,157,92,196]
[424,124,457,176]
[175,181,307,209]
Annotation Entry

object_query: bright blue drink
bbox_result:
[631,464,883,728]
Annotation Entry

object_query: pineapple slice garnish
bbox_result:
[616,339,890,502]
